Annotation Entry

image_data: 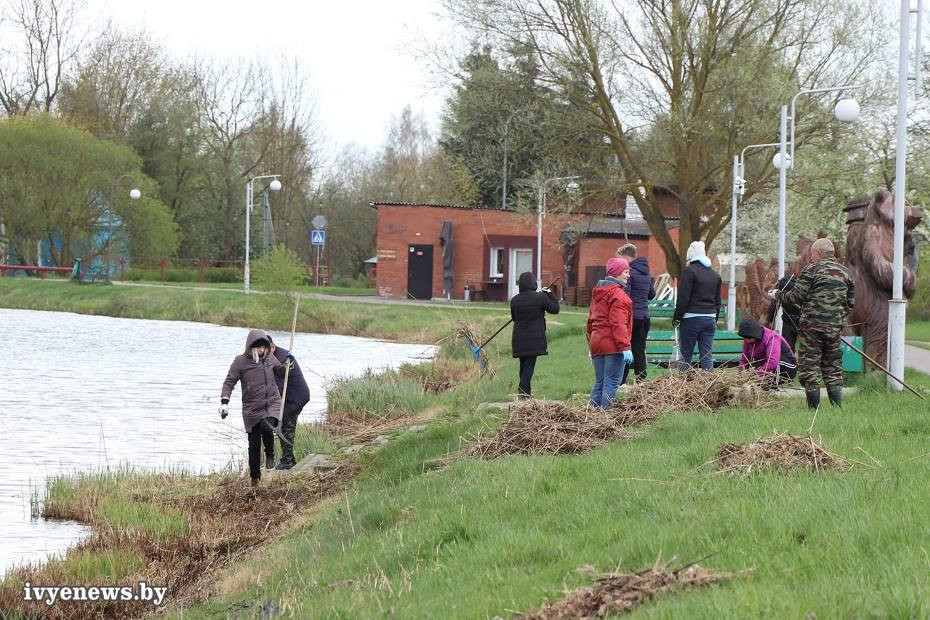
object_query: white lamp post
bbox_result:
[773,85,860,331]
[537,176,580,287]
[107,175,141,282]
[727,142,779,330]
[244,175,282,294]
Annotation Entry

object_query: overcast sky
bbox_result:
[86,0,451,153]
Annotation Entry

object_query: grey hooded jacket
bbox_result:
[221,329,283,432]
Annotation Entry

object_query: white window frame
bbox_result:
[490,247,504,278]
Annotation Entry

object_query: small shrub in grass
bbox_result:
[253,244,305,294]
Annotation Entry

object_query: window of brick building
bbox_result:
[490,247,504,277]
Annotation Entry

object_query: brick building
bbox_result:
[372,199,682,302]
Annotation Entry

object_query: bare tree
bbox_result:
[0,0,87,116]
[443,0,887,274]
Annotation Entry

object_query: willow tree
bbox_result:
[443,0,886,275]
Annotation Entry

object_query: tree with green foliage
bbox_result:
[0,114,178,265]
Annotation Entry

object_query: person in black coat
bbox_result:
[617,244,656,384]
[267,335,311,469]
[673,241,722,370]
[510,271,560,398]
[765,274,800,352]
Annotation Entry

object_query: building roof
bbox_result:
[572,216,679,239]
[369,201,629,217]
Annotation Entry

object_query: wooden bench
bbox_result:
[645,329,863,372]
[647,299,728,320]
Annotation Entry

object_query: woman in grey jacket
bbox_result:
[219,329,285,486]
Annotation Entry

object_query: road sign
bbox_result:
[311,229,326,245]
[312,214,327,229]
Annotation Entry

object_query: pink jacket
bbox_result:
[739,326,791,376]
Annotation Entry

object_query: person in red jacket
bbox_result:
[587,257,634,408]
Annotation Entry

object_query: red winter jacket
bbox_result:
[586,278,633,356]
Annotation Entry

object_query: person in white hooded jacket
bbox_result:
[672,241,722,370]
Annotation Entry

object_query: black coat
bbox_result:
[510,272,560,358]
[271,345,311,415]
[625,257,656,320]
[673,261,722,321]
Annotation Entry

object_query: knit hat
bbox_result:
[606,257,629,277]
[686,241,706,262]
[737,319,764,340]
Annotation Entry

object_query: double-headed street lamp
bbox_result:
[727,142,779,331]
[537,176,580,286]
[244,174,282,294]
[107,175,141,282]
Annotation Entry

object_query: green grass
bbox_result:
[906,321,930,342]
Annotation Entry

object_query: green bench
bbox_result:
[646,299,728,320]
[645,329,864,371]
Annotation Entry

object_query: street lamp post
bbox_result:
[107,175,141,282]
[727,142,779,330]
[537,176,580,286]
[244,174,282,294]
[772,85,860,331]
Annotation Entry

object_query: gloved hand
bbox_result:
[623,350,633,365]
[540,287,551,293]
[671,319,680,329]
[218,404,229,419]
[767,288,779,300]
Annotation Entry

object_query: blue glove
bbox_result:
[623,350,633,365]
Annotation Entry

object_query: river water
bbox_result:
[0,308,435,577]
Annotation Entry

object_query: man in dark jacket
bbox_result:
[673,241,722,370]
[267,335,311,470]
[765,274,801,351]
[510,271,560,398]
[617,244,655,383]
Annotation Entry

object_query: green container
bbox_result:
[841,336,864,372]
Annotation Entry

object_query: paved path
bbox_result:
[905,344,930,374]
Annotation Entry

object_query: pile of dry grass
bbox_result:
[611,371,771,423]
[713,431,848,473]
[399,356,481,394]
[469,401,636,459]
[0,466,356,619]
[520,559,735,619]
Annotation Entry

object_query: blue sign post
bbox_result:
[311,230,326,245]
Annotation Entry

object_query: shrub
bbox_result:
[253,245,305,293]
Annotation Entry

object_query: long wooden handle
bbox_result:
[844,337,925,400]
[278,296,301,418]
[478,319,513,350]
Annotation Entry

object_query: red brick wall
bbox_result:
[375,204,685,299]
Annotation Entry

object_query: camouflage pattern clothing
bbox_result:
[776,256,854,389]
[279,411,299,465]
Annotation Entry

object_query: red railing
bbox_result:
[0,264,72,278]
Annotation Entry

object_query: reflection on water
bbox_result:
[0,308,434,576]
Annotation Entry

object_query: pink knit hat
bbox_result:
[606,257,629,277]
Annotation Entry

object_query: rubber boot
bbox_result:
[250,478,259,488]
[827,385,842,407]
[265,454,275,469]
[805,387,821,410]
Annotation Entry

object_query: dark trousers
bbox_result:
[782,319,798,352]
[679,316,716,370]
[518,356,537,397]
[248,417,277,480]
[279,409,300,465]
[622,317,651,384]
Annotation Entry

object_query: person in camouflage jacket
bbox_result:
[773,238,854,409]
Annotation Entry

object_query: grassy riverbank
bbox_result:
[4,277,930,617]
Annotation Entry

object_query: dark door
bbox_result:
[407,244,434,300]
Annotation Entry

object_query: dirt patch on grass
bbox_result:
[519,560,735,618]
[0,466,357,619]
[712,432,848,473]
[468,401,637,459]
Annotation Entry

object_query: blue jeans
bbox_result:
[679,316,716,370]
[590,353,626,408]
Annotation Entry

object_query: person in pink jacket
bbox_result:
[737,319,797,389]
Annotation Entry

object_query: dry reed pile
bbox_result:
[713,432,848,473]
[0,466,356,619]
[610,371,771,424]
[469,401,636,459]
[520,559,734,619]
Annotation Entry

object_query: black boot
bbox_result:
[805,387,821,410]
[827,386,842,407]
[265,454,275,469]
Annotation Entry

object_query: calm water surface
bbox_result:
[0,308,435,576]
